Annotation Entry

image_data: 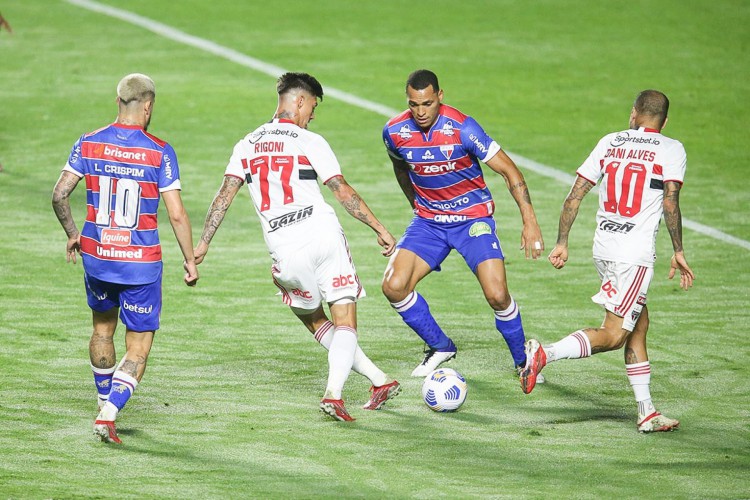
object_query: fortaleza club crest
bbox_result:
[469,221,492,237]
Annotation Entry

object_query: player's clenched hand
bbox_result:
[520,223,544,260]
[183,260,199,287]
[378,231,397,257]
[66,235,81,264]
[193,242,208,265]
[668,252,694,291]
[548,244,568,269]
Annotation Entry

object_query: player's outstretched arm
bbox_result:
[163,189,199,287]
[194,175,244,264]
[663,181,695,290]
[549,175,593,269]
[52,170,82,264]
[485,150,543,259]
[390,157,416,209]
[325,175,396,256]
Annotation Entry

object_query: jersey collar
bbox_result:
[639,126,660,133]
[112,122,144,130]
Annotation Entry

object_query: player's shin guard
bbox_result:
[326,327,357,400]
[494,297,527,367]
[106,371,138,413]
[390,291,455,351]
[91,363,116,409]
[313,321,387,387]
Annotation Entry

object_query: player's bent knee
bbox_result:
[484,291,511,311]
[381,277,411,303]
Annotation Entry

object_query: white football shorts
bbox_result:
[270,227,365,311]
[591,259,654,332]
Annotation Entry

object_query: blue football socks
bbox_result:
[494,297,527,366]
[391,291,456,351]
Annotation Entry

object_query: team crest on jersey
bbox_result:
[440,145,454,160]
[398,125,413,139]
[440,121,455,136]
[423,150,434,160]
[469,222,492,237]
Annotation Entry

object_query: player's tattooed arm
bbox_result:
[327,176,371,224]
[556,176,593,245]
[662,181,684,253]
[52,171,81,238]
[201,176,243,245]
[195,176,243,264]
[327,175,396,256]
[509,179,533,208]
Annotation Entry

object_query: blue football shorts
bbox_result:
[84,272,162,332]
[396,216,505,272]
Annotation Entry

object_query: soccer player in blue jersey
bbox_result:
[382,69,544,377]
[52,73,199,444]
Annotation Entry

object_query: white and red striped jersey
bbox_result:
[224,119,343,250]
[577,126,687,266]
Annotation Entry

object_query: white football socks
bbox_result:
[325,327,358,400]
[626,361,655,416]
[545,330,592,362]
[313,321,387,387]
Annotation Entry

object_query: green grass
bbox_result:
[1,0,749,498]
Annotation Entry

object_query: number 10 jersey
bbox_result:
[576,126,686,267]
[63,123,182,285]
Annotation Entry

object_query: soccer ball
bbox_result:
[422,368,467,412]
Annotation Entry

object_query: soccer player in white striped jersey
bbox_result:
[194,73,399,421]
[520,90,695,433]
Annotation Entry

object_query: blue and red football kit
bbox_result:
[63,123,181,331]
[383,105,527,366]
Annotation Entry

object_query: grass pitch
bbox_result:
[0,0,748,498]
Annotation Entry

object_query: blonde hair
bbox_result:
[116,73,155,104]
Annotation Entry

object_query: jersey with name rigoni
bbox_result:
[63,123,182,284]
[577,126,686,266]
[382,104,501,223]
[224,119,343,250]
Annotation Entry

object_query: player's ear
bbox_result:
[437,89,444,102]
[661,116,668,130]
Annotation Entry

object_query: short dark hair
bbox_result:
[276,72,324,100]
[634,90,669,126]
[406,69,440,93]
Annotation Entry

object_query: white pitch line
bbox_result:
[66,0,750,251]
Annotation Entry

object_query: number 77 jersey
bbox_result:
[576,126,686,267]
[224,118,343,250]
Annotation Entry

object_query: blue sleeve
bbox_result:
[159,143,181,189]
[460,116,497,160]
[382,124,402,160]
[66,136,85,174]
